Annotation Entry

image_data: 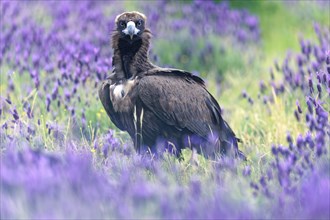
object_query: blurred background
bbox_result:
[1,0,328,145]
[1,0,328,131]
[0,1,329,219]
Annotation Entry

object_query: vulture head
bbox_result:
[115,11,148,41]
[111,11,154,80]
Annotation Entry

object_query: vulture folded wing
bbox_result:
[98,81,125,131]
[138,69,218,138]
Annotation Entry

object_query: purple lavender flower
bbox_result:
[259,80,266,93]
[5,98,12,105]
[242,90,247,98]
[296,100,302,113]
[46,95,51,112]
[248,97,254,105]
[1,2,329,219]
[243,166,251,176]
[11,108,19,121]
[306,98,313,114]
[294,110,300,121]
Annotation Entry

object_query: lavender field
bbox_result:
[1,1,329,219]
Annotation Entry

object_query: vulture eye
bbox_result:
[119,21,126,27]
[136,20,143,27]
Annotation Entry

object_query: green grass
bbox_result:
[230,0,329,61]
[1,3,329,218]
[1,1,328,183]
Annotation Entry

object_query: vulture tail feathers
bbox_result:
[206,95,246,160]
[219,120,247,161]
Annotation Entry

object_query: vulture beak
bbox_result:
[122,21,140,40]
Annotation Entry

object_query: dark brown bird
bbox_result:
[99,11,246,160]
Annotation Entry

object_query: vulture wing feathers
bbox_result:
[138,69,211,136]
[98,82,125,130]
[138,69,242,158]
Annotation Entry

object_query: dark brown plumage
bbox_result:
[99,11,246,160]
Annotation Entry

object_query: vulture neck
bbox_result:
[112,30,155,80]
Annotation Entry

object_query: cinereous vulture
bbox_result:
[99,11,246,160]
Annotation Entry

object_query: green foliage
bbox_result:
[1,2,329,217]
[230,0,330,58]
[1,1,328,179]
